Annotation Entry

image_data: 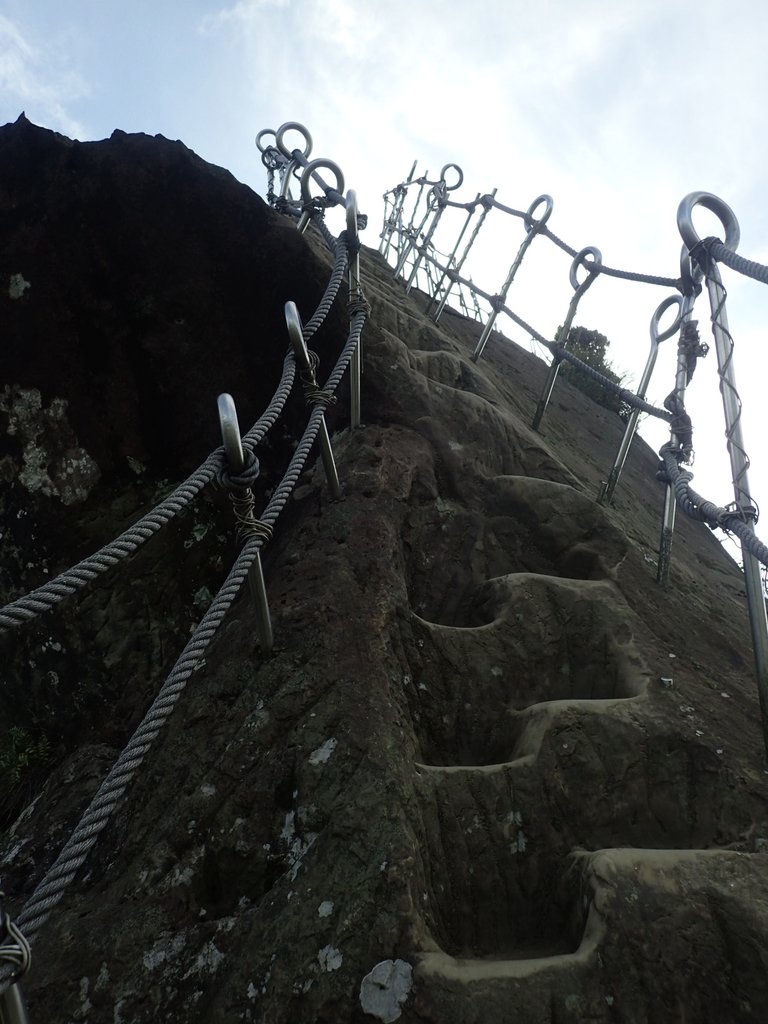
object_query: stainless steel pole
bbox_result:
[599,294,682,505]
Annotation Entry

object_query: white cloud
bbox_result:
[0,14,89,138]
[198,0,289,35]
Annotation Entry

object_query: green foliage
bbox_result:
[0,725,50,785]
[556,325,630,418]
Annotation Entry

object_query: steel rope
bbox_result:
[703,238,768,286]
[387,179,680,289]
[0,226,351,632]
[400,238,673,421]
[0,303,368,992]
[662,449,768,566]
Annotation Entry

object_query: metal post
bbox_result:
[432,189,497,324]
[0,985,30,1024]
[531,245,602,430]
[393,175,429,273]
[393,198,432,279]
[426,193,479,312]
[599,294,682,505]
[404,186,446,293]
[678,190,768,756]
[346,189,363,428]
[655,248,704,584]
[284,302,342,499]
[471,194,553,363]
[381,161,417,258]
[217,394,274,653]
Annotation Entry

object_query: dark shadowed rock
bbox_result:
[1,116,767,1024]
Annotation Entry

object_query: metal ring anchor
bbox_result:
[524,194,554,234]
[255,129,277,154]
[650,293,684,344]
[677,191,740,254]
[439,163,464,191]
[284,302,342,499]
[679,243,703,299]
[569,246,603,290]
[217,394,274,653]
[300,159,345,206]
[275,121,313,160]
[597,293,682,508]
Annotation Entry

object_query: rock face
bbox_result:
[1,115,767,1023]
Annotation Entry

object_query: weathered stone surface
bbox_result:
[1,115,767,1023]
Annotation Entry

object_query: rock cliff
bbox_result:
[1,115,767,1023]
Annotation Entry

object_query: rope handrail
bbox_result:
[0,238,349,633]
[1,120,367,999]
[383,178,681,290]
[394,232,673,421]
[661,449,768,566]
[695,236,768,287]
[0,306,366,989]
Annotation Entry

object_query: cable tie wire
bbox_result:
[0,900,31,980]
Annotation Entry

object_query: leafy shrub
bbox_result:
[556,325,630,418]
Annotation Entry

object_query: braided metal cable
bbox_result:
[553,346,673,421]
[0,306,368,993]
[411,187,680,288]
[538,226,679,288]
[400,241,674,421]
[311,213,339,254]
[704,238,768,286]
[9,531,262,952]
[662,450,768,566]
[0,205,354,632]
[0,353,296,632]
[302,232,347,339]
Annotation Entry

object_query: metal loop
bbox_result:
[255,129,277,154]
[346,189,359,247]
[300,159,345,206]
[439,163,464,191]
[275,121,313,160]
[524,194,554,234]
[285,301,311,372]
[650,294,684,344]
[217,393,246,473]
[569,246,603,290]
[677,191,740,254]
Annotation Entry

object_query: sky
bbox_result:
[2,0,767,567]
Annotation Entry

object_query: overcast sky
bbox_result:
[2,0,767,557]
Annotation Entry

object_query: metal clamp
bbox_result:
[284,302,342,499]
[217,395,273,653]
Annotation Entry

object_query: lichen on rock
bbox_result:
[0,385,100,505]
